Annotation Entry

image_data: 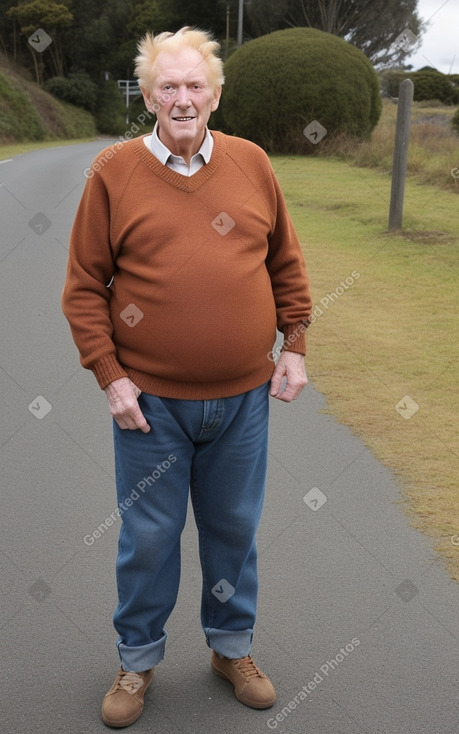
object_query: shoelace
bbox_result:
[116,671,145,694]
[235,656,262,679]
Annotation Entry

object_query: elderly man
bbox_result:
[62,26,312,728]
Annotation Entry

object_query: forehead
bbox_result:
[154,48,210,84]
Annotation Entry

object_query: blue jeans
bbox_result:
[112,382,270,672]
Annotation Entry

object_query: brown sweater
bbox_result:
[62,131,312,399]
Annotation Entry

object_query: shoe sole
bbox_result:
[211,662,276,709]
[102,706,143,729]
[102,708,144,728]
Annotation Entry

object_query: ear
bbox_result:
[211,86,222,113]
[141,86,156,114]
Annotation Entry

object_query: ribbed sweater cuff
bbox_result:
[91,354,129,389]
[282,322,307,355]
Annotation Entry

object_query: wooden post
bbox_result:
[388,79,414,232]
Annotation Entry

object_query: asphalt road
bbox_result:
[0,140,458,734]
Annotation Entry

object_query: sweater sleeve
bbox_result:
[265,168,313,355]
[61,170,128,389]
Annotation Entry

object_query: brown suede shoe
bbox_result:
[211,651,276,709]
[101,667,154,728]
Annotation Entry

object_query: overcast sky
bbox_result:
[405,0,458,74]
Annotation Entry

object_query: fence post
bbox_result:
[388,79,414,232]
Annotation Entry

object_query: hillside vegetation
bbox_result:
[0,52,97,143]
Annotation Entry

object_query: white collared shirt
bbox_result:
[143,122,214,177]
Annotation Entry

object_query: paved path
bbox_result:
[0,141,457,733]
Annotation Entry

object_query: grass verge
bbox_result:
[271,155,458,580]
[0,138,99,160]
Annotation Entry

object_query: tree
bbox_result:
[8,0,73,81]
[0,0,21,61]
[247,0,424,66]
[63,0,138,80]
[157,0,240,38]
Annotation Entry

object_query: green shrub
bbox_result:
[128,94,155,137]
[95,80,128,135]
[452,107,459,134]
[221,28,382,153]
[410,71,459,105]
[44,72,98,111]
[379,69,409,98]
[382,69,459,105]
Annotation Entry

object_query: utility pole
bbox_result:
[226,3,230,59]
[237,0,244,46]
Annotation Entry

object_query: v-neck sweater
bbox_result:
[62,131,312,399]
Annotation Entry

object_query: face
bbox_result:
[142,47,221,161]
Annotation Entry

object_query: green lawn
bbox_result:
[271,155,459,579]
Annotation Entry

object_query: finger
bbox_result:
[114,407,150,432]
[138,419,151,433]
[126,406,150,432]
[114,414,130,430]
[273,385,297,402]
[269,368,285,396]
[273,376,307,402]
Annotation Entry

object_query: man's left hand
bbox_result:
[269,351,308,403]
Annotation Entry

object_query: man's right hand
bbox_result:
[104,377,151,432]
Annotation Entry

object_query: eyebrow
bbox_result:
[157,75,208,86]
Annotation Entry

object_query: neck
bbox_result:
[157,127,206,165]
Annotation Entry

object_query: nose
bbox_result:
[175,85,191,108]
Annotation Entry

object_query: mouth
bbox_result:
[172,116,195,122]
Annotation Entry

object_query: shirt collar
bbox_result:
[150,122,213,166]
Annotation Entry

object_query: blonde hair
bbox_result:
[135,26,225,91]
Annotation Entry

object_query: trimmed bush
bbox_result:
[221,28,382,153]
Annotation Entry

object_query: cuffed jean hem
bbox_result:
[204,627,254,659]
[117,629,168,672]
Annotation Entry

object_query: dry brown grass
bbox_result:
[271,154,459,580]
[321,100,459,193]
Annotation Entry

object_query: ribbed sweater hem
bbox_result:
[123,363,275,400]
